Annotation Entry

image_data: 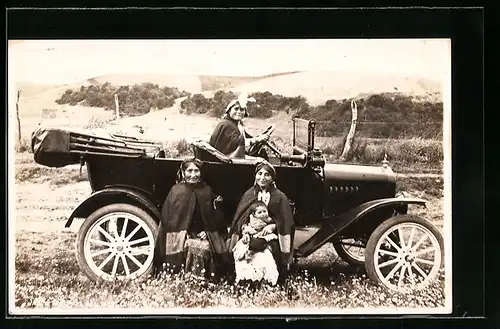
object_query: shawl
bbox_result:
[154,182,231,273]
[228,185,295,266]
[209,118,252,158]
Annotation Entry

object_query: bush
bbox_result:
[55,82,191,117]
[362,144,387,163]
[161,139,194,158]
[175,139,190,156]
[56,81,443,140]
[178,91,442,139]
[180,91,310,120]
[300,93,443,139]
[340,139,370,162]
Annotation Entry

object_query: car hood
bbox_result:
[322,163,396,183]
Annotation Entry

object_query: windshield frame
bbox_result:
[292,117,316,153]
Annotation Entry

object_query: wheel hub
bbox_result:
[401,249,415,263]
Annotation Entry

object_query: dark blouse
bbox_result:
[188,200,204,236]
[209,118,251,158]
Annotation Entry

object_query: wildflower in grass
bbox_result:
[16,232,445,309]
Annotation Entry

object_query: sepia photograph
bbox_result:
[8,39,452,315]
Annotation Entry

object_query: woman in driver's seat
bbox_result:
[209,94,270,159]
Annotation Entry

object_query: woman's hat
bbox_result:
[224,93,256,118]
[255,160,276,180]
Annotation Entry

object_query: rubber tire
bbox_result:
[333,239,366,266]
[365,214,444,291]
[76,203,159,282]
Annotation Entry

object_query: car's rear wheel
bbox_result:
[365,214,444,293]
[76,203,158,282]
[332,238,366,266]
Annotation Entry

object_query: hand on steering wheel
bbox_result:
[251,125,274,145]
[256,133,270,143]
[248,125,275,157]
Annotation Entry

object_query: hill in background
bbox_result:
[13,70,443,144]
[198,71,301,92]
[230,71,442,105]
[54,70,442,104]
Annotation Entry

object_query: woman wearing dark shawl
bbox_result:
[228,160,295,284]
[155,157,231,279]
[209,94,271,159]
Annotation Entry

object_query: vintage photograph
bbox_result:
[8,39,451,315]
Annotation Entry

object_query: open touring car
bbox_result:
[31,117,444,293]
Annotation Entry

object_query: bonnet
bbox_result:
[224,92,256,118]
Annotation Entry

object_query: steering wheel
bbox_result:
[247,125,275,157]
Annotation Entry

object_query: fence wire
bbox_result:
[313,120,443,140]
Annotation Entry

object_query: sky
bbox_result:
[8,39,450,84]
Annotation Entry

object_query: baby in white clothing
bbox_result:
[233,201,277,261]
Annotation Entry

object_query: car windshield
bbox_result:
[293,118,310,150]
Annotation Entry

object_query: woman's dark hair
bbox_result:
[249,200,268,215]
[176,157,204,183]
[255,161,276,180]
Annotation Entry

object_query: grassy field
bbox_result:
[14,231,445,310]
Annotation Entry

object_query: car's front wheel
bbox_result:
[76,203,158,282]
[365,214,444,293]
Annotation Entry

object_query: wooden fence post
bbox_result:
[114,94,120,119]
[16,90,22,147]
[340,100,358,161]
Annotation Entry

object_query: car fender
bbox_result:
[64,186,162,228]
[296,197,426,258]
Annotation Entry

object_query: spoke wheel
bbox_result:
[365,215,444,293]
[333,238,366,266]
[76,203,158,282]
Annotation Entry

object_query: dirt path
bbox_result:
[14,181,90,233]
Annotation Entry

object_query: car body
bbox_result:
[31,117,444,293]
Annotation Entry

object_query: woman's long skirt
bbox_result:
[184,238,217,279]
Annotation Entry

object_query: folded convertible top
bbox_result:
[31,126,163,167]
